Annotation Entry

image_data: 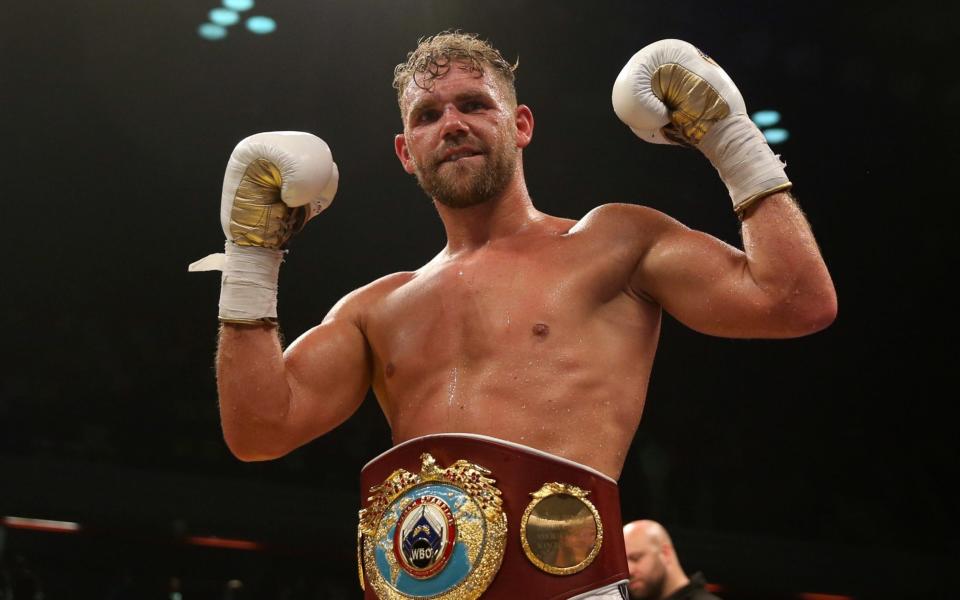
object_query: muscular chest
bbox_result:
[372,251,577,364]
[362,227,655,397]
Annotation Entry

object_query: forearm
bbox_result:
[739,192,837,333]
[216,323,295,460]
[615,40,837,338]
[188,132,342,459]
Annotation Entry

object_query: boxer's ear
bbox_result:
[395,133,416,174]
[515,105,534,149]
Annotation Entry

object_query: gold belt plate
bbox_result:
[358,453,507,599]
[520,482,604,575]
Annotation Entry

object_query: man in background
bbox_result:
[623,520,722,600]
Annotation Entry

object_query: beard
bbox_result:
[628,577,664,600]
[413,133,518,209]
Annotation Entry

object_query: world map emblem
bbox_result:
[358,453,507,599]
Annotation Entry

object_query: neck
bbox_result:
[659,568,690,600]
[434,163,540,253]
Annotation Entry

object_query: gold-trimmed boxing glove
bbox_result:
[189,131,339,325]
[611,39,792,216]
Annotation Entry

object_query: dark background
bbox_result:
[1,0,957,598]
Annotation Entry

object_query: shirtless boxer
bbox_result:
[198,33,836,600]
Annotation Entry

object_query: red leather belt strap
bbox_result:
[360,434,628,599]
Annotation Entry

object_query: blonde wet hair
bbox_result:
[393,31,518,115]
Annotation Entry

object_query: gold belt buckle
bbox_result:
[358,453,507,599]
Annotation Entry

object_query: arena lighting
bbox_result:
[199,1,270,40]
[209,8,240,26]
[2,516,81,533]
[751,109,781,128]
[751,109,790,145]
[223,0,254,10]
[185,535,263,550]
[198,22,228,40]
[246,15,277,34]
[763,128,790,144]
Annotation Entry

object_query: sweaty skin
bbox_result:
[216,63,836,479]
[356,210,660,476]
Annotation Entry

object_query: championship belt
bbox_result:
[358,434,628,600]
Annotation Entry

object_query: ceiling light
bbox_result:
[245,15,276,34]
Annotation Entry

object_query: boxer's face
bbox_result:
[395,62,530,208]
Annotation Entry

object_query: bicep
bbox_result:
[280,309,373,446]
[632,220,779,338]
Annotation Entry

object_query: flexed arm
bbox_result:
[612,40,836,337]
[193,132,370,460]
[217,296,373,461]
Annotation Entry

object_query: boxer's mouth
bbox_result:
[439,147,483,163]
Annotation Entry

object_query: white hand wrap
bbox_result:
[698,115,791,214]
[218,243,284,323]
[189,243,283,324]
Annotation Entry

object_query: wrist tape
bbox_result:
[698,114,792,215]
[189,242,283,324]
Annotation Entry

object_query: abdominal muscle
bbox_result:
[374,308,659,480]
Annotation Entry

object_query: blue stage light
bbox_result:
[223,0,254,10]
[209,8,239,26]
[198,23,227,40]
[751,110,781,128]
[246,15,276,34]
[763,128,790,144]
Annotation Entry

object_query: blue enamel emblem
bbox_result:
[373,482,485,597]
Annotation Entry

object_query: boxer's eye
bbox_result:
[415,109,440,124]
[461,101,485,113]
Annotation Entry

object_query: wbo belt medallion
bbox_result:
[358,453,507,599]
[394,495,457,579]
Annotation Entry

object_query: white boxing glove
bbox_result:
[612,39,792,215]
[189,131,339,325]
